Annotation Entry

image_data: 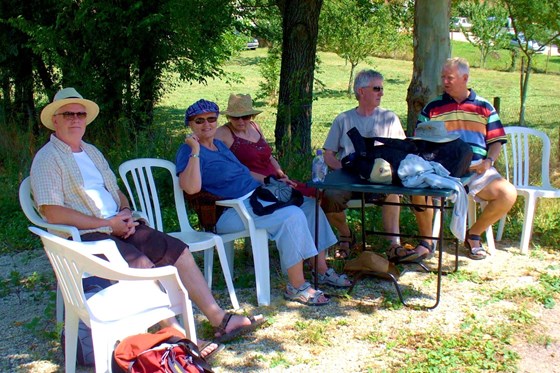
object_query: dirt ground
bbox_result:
[1,239,559,372]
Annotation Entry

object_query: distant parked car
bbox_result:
[451,17,472,31]
[509,33,543,52]
[246,38,259,50]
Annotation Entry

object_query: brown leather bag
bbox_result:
[185,191,226,232]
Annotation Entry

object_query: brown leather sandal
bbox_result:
[387,243,421,263]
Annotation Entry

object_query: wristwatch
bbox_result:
[487,156,494,166]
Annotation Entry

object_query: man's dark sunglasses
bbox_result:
[54,111,88,120]
[370,86,384,92]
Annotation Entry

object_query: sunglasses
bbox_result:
[192,116,218,124]
[369,86,384,92]
[230,115,253,121]
[54,111,88,120]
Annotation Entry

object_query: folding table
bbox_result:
[308,169,459,309]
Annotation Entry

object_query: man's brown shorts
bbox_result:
[321,189,386,213]
[81,222,186,269]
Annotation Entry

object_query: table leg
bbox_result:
[313,189,322,290]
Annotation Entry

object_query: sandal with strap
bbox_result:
[198,340,225,362]
[464,230,488,260]
[214,313,266,343]
[387,243,424,264]
[334,230,356,260]
[312,268,352,288]
[284,282,330,306]
[415,240,435,260]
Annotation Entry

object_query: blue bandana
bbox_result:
[185,99,219,126]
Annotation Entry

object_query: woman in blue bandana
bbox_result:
[176,99,352,306]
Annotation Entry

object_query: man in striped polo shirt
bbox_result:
[416,57,517,260]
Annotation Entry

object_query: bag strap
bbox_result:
[166,336,214,373]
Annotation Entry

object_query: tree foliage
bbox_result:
[500,0,560,125]
[460,1,510,68]
[319,0,410,94]
[1,0,244,147]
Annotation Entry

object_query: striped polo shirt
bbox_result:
[418,89,506,161]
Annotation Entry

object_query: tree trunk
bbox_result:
[275,0,322,157]
[348,61,358,96]
[406,0,451,135]
[519,56,532,126]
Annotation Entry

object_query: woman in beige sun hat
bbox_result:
[215,93,316,195]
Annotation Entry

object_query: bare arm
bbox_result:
[324,150,341,170]
[215,126,234,148]
[178,135,202,195]
[40,204,136,238]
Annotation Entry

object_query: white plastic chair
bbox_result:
[118,158,239,309]
[30,227,196,373]
[495,126,560,254]
[19,177,150,323]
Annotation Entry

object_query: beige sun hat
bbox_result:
[221,93,262,117]
[344,251,400,278]
[410,121,460,143]
[40,87,100,130]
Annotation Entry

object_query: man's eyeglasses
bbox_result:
[192,116,218,125]
[54,111,88,120]
[230,115,253,121]
[369,86,384,92]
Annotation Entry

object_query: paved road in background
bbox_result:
[451,31,559,56]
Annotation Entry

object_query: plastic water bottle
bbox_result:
[312,149,328,183]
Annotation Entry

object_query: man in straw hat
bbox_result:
[416,57,517,260]
[30,88,264,350]
[323,69,436,264]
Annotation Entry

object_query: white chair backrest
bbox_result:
[119,158,195,234]
[503,126,552,188]
[19,177,82,241]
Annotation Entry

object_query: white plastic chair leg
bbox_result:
[90,324,111,373]
[223,241,235,276]
[213,237,240,310]
[64,311,80,373]
[56,287,64,324]
[519,195,537,255]
[496,215,506,241]
[251,230,270,306]
[203,249,214,288]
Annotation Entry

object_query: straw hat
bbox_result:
[221,94,262,117]
[410,121,460,143]
[40,87,99,130]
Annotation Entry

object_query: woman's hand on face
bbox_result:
[185,134,201,153]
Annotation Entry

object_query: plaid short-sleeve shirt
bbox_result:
[30,134,121,237]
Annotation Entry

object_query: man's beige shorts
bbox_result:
[465,167,502,202]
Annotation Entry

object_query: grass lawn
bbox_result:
[159,45,560,151]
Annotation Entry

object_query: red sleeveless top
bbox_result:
[227,123,277,177]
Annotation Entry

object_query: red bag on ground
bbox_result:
[112,327,213,373]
